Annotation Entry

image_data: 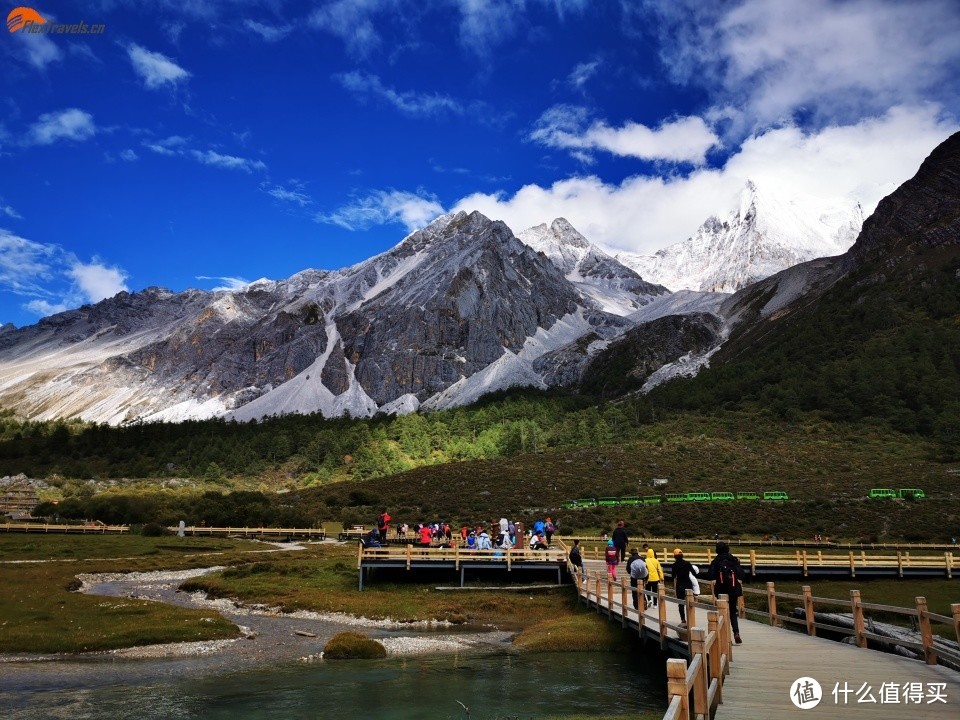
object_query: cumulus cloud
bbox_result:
[127,44,191,90]
[190,150,266,173]
[27,109,96,146]
[144,135,188,156]
[1,203,22,220]
[455,105,958,254]
[531,105,720,164]
[643,0,960,132]
[119,149,139,162]
[66,260,129,302]
[316,189,445,232]
[335,72,464,117]
[0,229,129,317]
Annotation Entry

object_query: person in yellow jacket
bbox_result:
[644,546,664,607]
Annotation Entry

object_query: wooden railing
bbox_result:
[573,545,957,578]
[357,543,566,570]
[563,536,960,551]
[0,522,129,534]
[741,581,960,669]
[169,526,327,538]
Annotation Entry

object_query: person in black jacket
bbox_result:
[569,539,585,583]
[671,549,698,624]
[706,541,744,644]
[611,520,628,563]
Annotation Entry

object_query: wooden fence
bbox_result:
[0,522,129,534]
[741,581,960,668]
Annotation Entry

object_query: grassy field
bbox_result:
[0,535,277,653]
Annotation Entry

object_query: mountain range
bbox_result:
[1,134,955,427]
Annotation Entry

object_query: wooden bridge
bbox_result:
[167,525,327,539]
[571,551,960,720]
[356,540,960,718]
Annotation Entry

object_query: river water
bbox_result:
[4,651,665,719]
[1,567,667,719]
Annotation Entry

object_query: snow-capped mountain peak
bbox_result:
[617,181,864,293]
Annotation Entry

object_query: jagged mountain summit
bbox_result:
[0,212,670,425]
[518,217,668,315]
[617,181,864,293]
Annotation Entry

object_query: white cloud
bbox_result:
[308,0,390,57]
[127,44,191,90]
[455,105,959,254]
[568,58,601,91]
[144,135,188,156]
[66,260,129,302]
[531,105,720,164]
[264,183,312,206]
[27,109,96,146]
[196,275,251,291]
[190,150,266,173]
[0,229,57,296]
[244,19,293,42]
[120,149,139,162]
[316,189,445,232]
[335,72,463,117]
[0,230,129,317]
[8,32,63,70]
[644,0,960,131]
[1,204,22,220]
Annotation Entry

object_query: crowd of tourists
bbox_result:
[363,511,559,552]
[569,522,745,645]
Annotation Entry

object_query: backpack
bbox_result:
[545,522,555,533]
[376,514,386,530]
[714,555,741,593]
[629,557,649,580]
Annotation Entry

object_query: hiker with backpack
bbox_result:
[604,540,620,580]
[376,511,391,543]
[707,541,744,644]
[627,548,649,610]
[671,549,700,625]
[544,517,555,545]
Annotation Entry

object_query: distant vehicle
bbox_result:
[762,491,789,501]
[562,500,579,509]
[736,491,760,500]
[642,495,662,505]
[869,488,897,499]
[652,478,669,487]
[665,493,687,502]
[897,488,926,499]
[577,498,598,508]
[711,492,735,501]
[687,492,711,501]
[619,496,642,506]
[597,497,620,506]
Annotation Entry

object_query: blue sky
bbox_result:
[1,0,959,327]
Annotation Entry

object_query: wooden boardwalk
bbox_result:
[716,619,960,718]
[576,556,960,719]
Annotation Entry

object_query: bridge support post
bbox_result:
[658,583,667,650]
[607,579,613,620]
[621,581,628,628]
[916,597,937,665]
[850,590,866,648]
[803,586,816,636]
[595,576,602,614]
[951,603,960,647]
[849,551,856,578]
[685,589,696,631]
[691,628,709,718]
[766,582,779,627]
[708,610,723,704]
[666,658,689,720]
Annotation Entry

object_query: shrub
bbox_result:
[323,632,387,659]
[140,522,168,537]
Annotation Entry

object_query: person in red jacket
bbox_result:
[376,511,391,543]
[419,523,433,548]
